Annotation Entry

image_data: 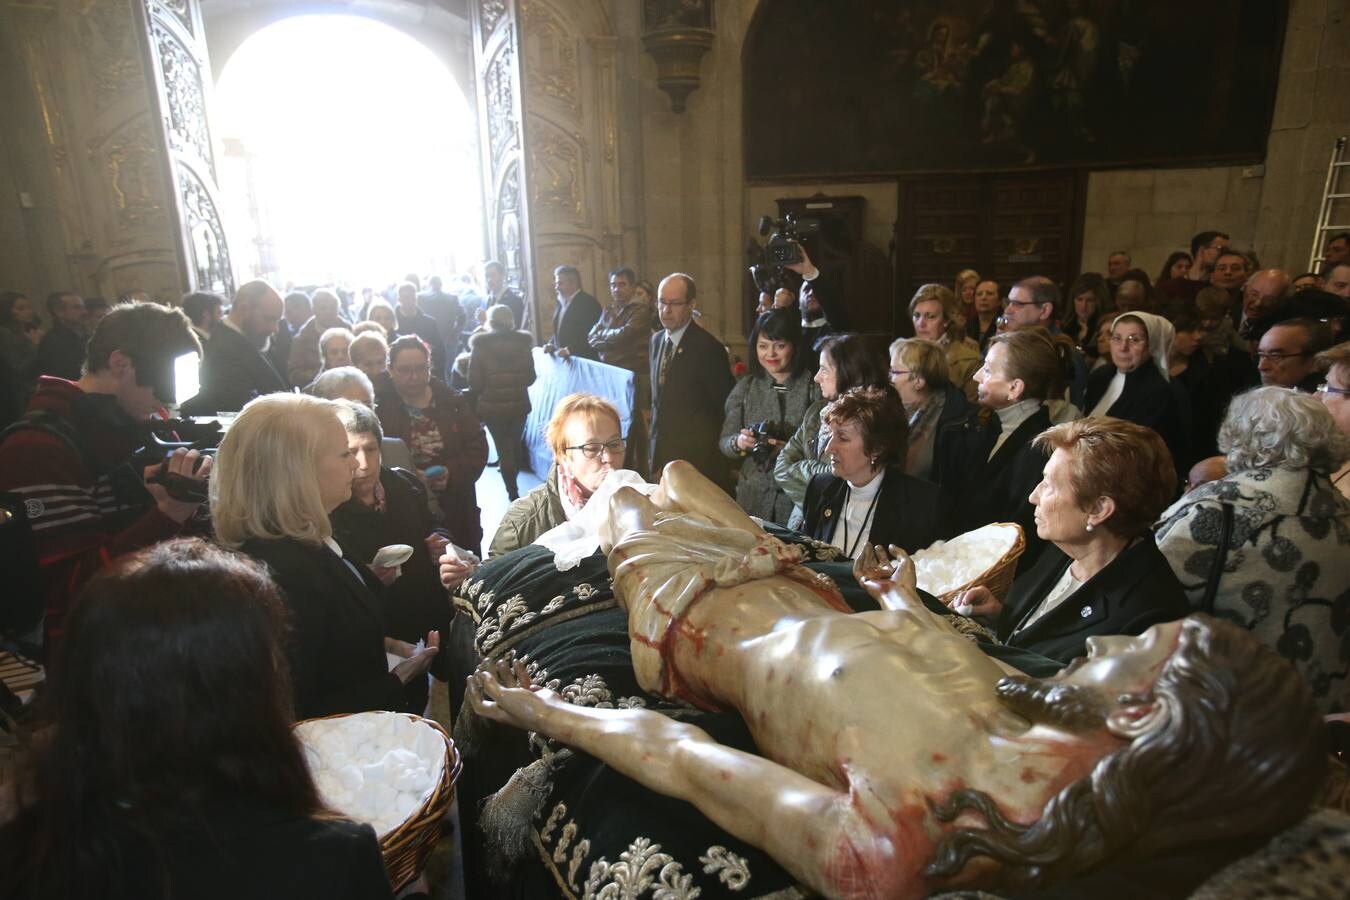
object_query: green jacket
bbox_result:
[772,396,831,529]
[488,464,566,558]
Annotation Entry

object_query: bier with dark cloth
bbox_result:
[447,528,1060,899]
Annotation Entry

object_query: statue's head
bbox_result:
[928,615,1327,888]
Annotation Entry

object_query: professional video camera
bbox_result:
[749,213,820,295]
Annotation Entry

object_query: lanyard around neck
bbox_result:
[840,478,883,559]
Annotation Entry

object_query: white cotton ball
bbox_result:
[393,765,429,794]
[362,760,390,785]
[335,763,364,794]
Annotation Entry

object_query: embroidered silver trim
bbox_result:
[700,846,750,890]
[583,837,700,900]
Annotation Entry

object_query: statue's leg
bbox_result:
[653,460,765,536]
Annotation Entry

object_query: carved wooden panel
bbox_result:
[139,0,235,296]
[895,170,1085,326]
[473,0,536,328]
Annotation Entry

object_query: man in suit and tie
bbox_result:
[484,260,525,333]
[182,280,287,414]
[648,272,735,488]
[544,265,601,360]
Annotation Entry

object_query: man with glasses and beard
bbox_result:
[469,460,1325,900]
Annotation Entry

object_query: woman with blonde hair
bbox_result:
[212,392,438,719]
[953,268,980,309]
[909,283,981,403]
[887,337,973,482]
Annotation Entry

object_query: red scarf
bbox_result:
[558,467,596,513]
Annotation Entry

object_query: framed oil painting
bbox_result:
[744,0,1286,178]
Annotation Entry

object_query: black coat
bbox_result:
[551,291,602,360]
[267,320,296,388]
[1,797,393,900]
[330,467,446,646]
[997,539,1191,665]
[34,323,86,381]
[183,322,288,414]
[1172,352,1235,467]
[396,306,447,376]
[492,288,526,333]
[927,382,976,490]
[240,536,407,719]
[802,467,946,555]
[1085,363,1190,484]
[940,404,1053,573]
[648,322,736,486]
[468,328,535,420]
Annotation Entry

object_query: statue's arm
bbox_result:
[470,659,906,899]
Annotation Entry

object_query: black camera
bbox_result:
[146,451,213,503]
[134,421,221,505]
[749,213,820,295]
[746,419,791,469]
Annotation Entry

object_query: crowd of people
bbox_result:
[0,225,1347,897]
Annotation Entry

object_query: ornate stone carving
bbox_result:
[521,1,580,117]
[529,122,587,226]
[151,21,214,178]
[498,163,523,286]
[480,0,507,44]
[176,162,234,296]
[151,0,195,37]
[101,120,167,231]
[78,0,142,106]
[485,41,518,164]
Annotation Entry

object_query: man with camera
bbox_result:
[0,303,209,654]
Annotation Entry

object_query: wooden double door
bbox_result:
[892,170,1086,334]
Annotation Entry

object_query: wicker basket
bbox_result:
[927,523,1027,606]
[298,711,463,892]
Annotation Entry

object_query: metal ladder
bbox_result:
[1309,135,1349,272]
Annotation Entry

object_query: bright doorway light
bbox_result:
[214,15,482,289]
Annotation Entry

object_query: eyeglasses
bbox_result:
[1205,242,1228,251]
[392,365,429,376]
[565,439,626,459]
[888,368,910,380]
[1316,382,1350,397]
[657,298,691,308]
[1109,334,1147,347]
[1002,297,1043,309]
[1255,351,1310,362]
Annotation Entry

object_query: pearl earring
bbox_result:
[1085,522,1095,533]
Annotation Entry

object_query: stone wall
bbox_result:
[1079,0,1350,278]
[0,0,183,307]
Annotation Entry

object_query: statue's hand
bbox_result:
[859,544,920,611]
[467,653,555,731]
[852,542,894,584]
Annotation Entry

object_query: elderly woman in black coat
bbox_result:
[943,417,1190,665]
[468,303,536,501]
[1085,311,1191,481]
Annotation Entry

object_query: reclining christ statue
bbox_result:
[469,461,1326,899]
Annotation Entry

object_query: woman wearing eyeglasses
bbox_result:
[1084,311,1191,484]
[377,334,489,555]
[488,392,627,557]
